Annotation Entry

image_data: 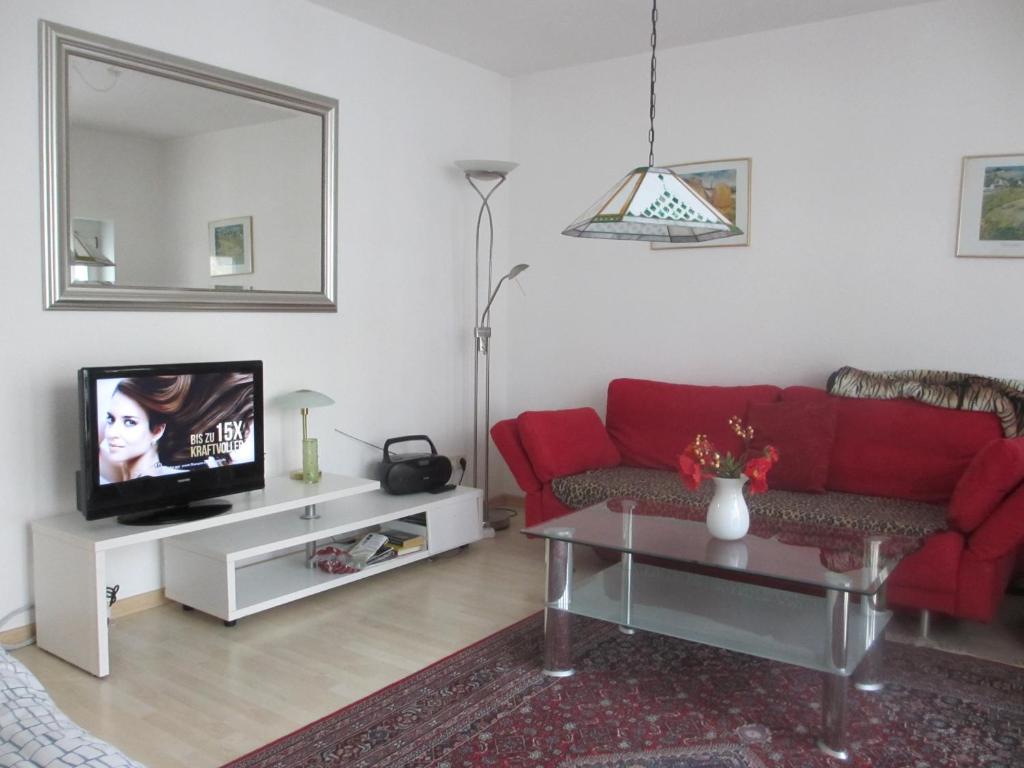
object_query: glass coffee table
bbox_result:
[522,498,922,762]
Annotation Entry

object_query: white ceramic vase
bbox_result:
[706,475,750,541]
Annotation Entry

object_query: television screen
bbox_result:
[78,360,264,524]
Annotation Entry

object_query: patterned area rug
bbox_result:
[222,613,1024,768]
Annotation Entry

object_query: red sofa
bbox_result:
[492,378,1024,622]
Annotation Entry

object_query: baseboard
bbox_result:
[111,588,169,619]
[489,493,524,509]
[0,589,168,645]
[0,623,33,647]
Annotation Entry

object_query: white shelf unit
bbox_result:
[31,474,475,677]
[163,486,482,623]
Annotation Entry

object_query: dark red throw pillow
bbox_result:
[746,400,838,493]
[517,407,621,482]
[947,437,1024,533]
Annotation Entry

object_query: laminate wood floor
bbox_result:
[14,511,565,768]
[13,511,1024,768]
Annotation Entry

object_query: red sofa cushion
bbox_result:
[746,400,837,493]
[606,379,781,469]
[782,386,1002,502]
[948,438,1024,533]
[517,407,621,482]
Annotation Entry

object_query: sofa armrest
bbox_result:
[490,419,542,493]
[966,482,1024,561]
[947,437,1024,533]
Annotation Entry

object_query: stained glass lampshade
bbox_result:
[562,166,741,243]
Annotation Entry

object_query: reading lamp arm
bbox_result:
[479,264,529,326]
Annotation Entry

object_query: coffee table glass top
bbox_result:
[522,498,923,595]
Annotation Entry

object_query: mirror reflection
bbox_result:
[42,21,337,311]
[68,57,322,292]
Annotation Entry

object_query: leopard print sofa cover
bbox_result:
[551,466,947,539]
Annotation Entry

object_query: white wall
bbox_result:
[502,0,1024,488]
[0,0,510,627]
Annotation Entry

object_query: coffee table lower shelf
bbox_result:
[542,551,889,762]
[568,562,889,675]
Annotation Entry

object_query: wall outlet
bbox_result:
[450,455,468,485]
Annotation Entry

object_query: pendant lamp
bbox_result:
[562,0,740,243]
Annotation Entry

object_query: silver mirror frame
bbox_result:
[40,20,338,311]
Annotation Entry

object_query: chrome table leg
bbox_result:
[543,534,574,677]
[818,585,851,761]
[820,673,851,761]
[855,538,886,692]
[619,500,636,635]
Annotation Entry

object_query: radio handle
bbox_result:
[382,434,437,459]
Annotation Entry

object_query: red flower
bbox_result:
[678,453,704,490]
[676,421,781,494]
[744,456,773,494]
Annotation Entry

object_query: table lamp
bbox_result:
[278,389,335,482]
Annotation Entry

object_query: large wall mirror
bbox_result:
[40,21,337,311]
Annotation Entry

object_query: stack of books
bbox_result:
[382,527,425,556]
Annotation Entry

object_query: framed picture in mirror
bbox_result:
[209,217,254,276]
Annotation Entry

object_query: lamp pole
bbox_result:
[457,161,521,527]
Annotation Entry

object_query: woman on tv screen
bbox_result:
[98,373,255,484]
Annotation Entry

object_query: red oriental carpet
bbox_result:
[223,613,1024,767]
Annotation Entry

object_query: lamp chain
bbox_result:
[648,0,658,168]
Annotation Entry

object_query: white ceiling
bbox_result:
[309,0,939,77]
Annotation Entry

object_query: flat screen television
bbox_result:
[77,360,264,525]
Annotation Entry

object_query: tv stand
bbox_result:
[117,498,233,526]
[32,474,404,677]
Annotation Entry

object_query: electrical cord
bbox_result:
[0,604,35,651]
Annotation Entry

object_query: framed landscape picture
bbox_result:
[956,153,1024,258]
[651,157,751,250]
[209,216,254,276]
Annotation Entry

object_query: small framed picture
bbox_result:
[956,154,1024,258]
[209,216,254,276]
[651,158,751,250]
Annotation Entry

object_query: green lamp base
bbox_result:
[292,437,321,483]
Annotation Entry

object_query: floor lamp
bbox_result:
[455,159,527,530]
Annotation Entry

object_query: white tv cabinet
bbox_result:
[31,474,482,677]
[164,485,483,625]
